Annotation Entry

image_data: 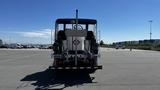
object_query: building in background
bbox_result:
[114,39,160,46]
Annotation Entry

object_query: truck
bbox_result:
[49,10,102,73]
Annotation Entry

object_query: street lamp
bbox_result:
[148,20,153,40]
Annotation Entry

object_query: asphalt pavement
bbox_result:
[1,48,160,90]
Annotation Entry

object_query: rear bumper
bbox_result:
[49,65,102,70]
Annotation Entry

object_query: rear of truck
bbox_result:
[50,18,102,73]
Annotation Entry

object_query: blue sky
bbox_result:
[0,0,160,44]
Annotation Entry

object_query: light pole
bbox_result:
[148,20,153,40]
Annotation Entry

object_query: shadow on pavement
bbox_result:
[21,69,96,90]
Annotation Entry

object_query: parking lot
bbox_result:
[1,48,160,90]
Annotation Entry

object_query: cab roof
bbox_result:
[56,18,97,24]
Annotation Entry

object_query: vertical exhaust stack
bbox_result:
[75,9,78,66]
[76,9,78,30]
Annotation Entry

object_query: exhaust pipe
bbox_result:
[75,9,78,66]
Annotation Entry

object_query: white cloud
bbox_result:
[17,29,54,38]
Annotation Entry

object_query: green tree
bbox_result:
[100,40,104,46]
[0,39,2,46]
